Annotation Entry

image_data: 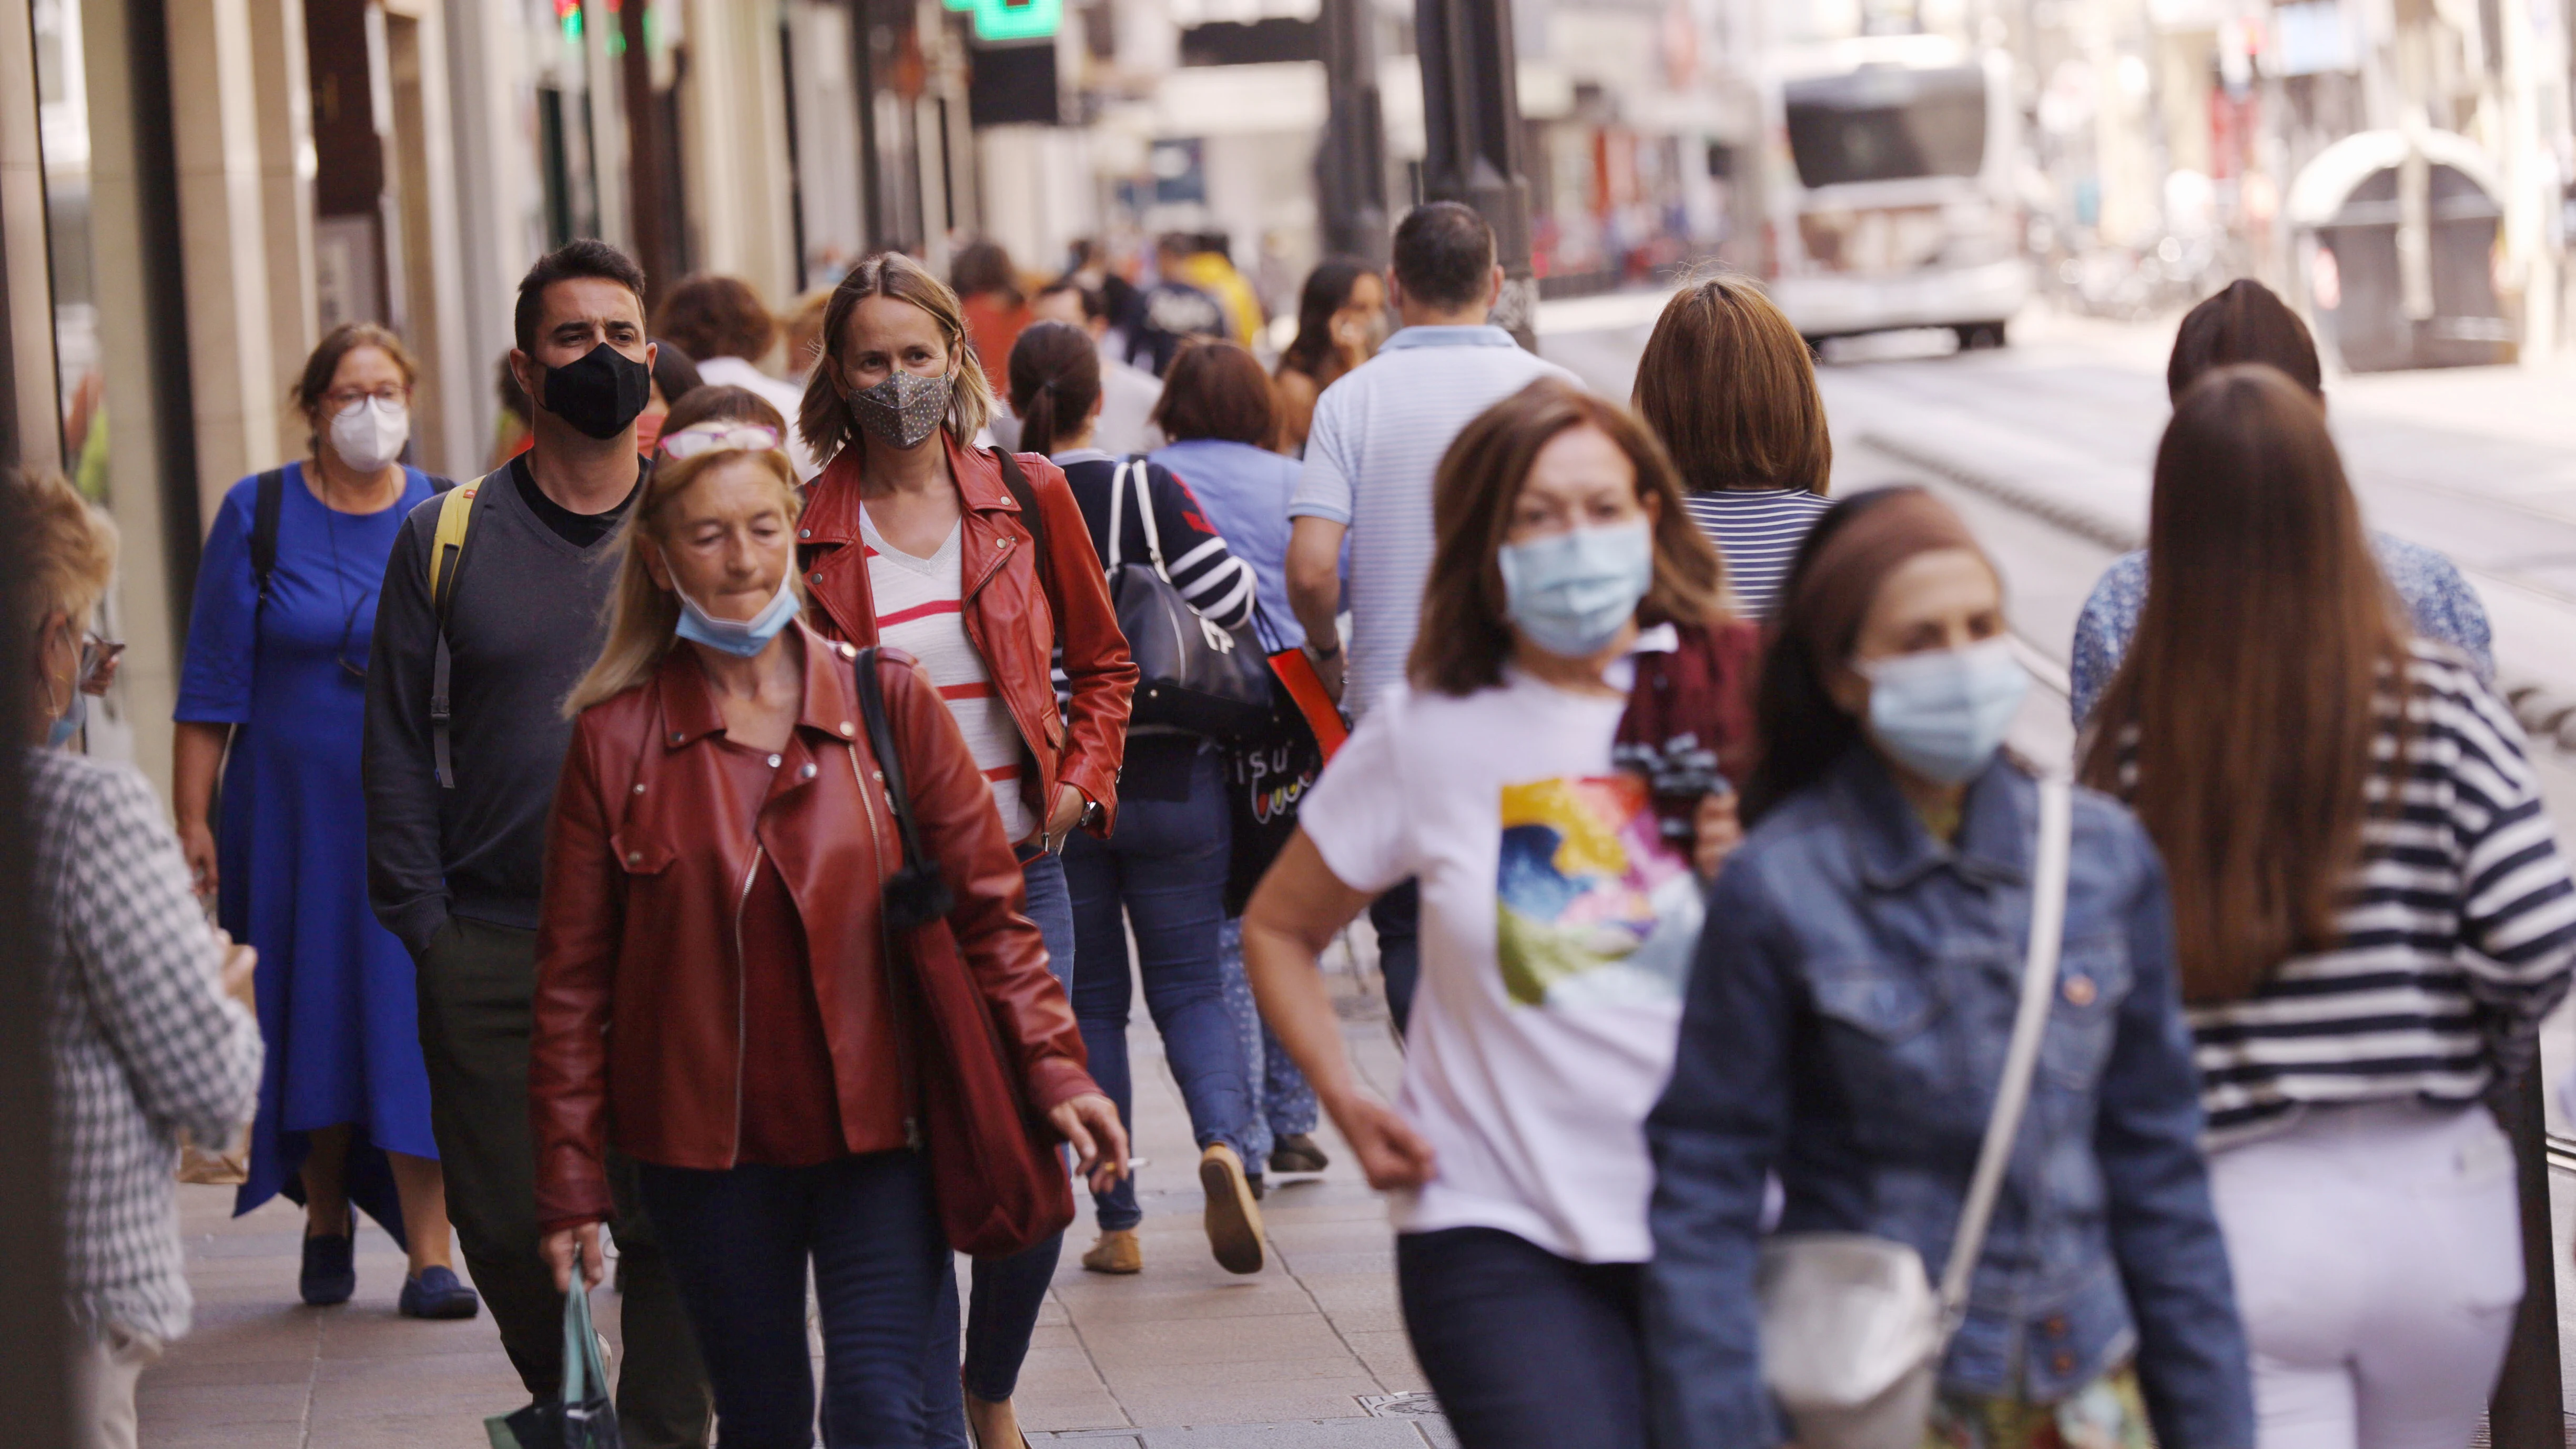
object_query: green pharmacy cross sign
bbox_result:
[945,0,1062,40]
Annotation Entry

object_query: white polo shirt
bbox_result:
[1287,325,1578,718]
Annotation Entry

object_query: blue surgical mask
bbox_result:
[1859,638,2029,784]
[675,576,802,658]
[1497,518,1655,658]
[45,687,85,749]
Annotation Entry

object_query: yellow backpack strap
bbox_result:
[428,476,481,616]
[427,473,492,788]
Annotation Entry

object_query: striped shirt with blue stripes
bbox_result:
[1680,487,1835,621]
[2142,642,2576,1141]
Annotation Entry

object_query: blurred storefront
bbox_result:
[0,0,959,796]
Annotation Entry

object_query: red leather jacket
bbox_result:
[799,435,1136,835]
[529,629,1098,1230]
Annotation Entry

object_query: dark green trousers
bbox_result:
[417,916,712,1448]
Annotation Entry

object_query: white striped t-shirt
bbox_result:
[2143,642,2576,1141]
[1288,326,1578,718]
[858,510,1033,840]
[1680,488,1835,621]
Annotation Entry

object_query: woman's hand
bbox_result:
[1692,791,1743,883]
[1327,1094,1436,1191]
[542,1223,606,1293]
[1048,1092,1131,1195]
[1035,784,1087,852]
[213,931,257,1010]
[179,819,219,899]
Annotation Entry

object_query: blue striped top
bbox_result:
[1681,488,1836,621]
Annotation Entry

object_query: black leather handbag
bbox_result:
[1104,457,1276,740]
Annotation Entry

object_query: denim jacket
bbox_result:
[1643,748,2253,1449]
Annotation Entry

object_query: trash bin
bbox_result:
[2286,128,2513,372]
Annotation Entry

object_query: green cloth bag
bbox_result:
[486,1251,623,1449]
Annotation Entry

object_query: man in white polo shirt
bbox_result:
[1284,201,1578,1032]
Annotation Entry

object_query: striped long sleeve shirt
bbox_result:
[2171,642,2576,1140]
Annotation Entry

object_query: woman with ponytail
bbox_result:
[1005,320,1272,1280]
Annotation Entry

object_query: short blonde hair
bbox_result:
[798,252,995,464]
[7,468,118,631]
[563,447,807,717]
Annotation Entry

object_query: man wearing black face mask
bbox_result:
[363,239,712,1445]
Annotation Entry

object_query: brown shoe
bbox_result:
[1080,1229,1142,1274]
[1199,1143,1266,1274]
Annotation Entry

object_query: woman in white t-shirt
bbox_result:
[1240,378,1750,1449]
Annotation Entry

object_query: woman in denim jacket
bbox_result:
[1643,487,2254,1449]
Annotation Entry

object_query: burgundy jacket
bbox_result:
[1615,620,1764,846]
[529,628,1098,1230]
[799,435,1137,835]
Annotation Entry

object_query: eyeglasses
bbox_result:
[660,422,784,459]
[323,385,407,414]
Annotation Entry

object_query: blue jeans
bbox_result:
[1396,1227,1646,1449]
[1064,745,1253,1232]
[920,846,1075,1441]
[1371,880,1420,1036]
[638,1151,949,1449]
[1218,918,1320,1167]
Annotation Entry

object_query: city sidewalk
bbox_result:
[137,938,1446,1448]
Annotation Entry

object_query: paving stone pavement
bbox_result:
[139,938,1446,1445]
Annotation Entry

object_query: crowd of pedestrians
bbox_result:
[20,204,2576,1449]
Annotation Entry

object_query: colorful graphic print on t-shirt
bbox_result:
[1494,774,1703,1008]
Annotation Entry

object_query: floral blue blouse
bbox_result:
[2069,533,2494,725]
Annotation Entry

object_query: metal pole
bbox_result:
[2488,1066,2563,1449]
[1413,0,1536,346]
[1319,0,1389,267]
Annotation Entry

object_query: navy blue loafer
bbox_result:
[399,1265,482,1320]
[299,1231,356,1306]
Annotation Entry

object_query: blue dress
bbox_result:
[177,463,443,1230]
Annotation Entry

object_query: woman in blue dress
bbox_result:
[173,323,477,1318]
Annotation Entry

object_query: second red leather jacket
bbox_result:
[798,434,1137,836]
[529,629,1098,1230]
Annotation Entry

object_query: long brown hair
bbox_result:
[1631,270,1831,497]
[798,252,995,464]
[562,447,807,717]
[1409,379,1725,697]
[2077,365,2407,1004]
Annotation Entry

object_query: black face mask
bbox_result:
[540,341,653,440]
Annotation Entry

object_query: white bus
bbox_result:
[1760,36,2029,347]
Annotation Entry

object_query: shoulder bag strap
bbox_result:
[1104,458,1128,573]
[1935,774,2074,1340]
[851,645,954,933]
[989,447,1054,596]
[249,468,287,611]
[1128,456,1171,580]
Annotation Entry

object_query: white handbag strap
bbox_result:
[1106,458,1128,572]
[1935,774,2073,1339]
[1107,455,1171,581]
[1129,455,1171,579]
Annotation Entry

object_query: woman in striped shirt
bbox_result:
[2079,365,2576,1449]
[1009,321,1269,1282]
[797,254,1139,1449]
[1631,272,1835,621]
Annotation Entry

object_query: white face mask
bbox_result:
[328,396,411,473]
